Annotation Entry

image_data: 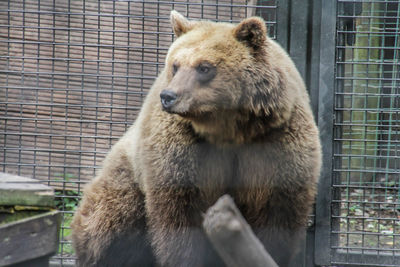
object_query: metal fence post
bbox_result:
[276,0,289,51]
[314,0,337,265]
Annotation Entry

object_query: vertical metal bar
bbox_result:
[126,1,131,132]
[94,0,100,176]
[386,6,400,260]
[216,0,219,19]
[288,0,309,81]
[157,0,162,81]
[372,1,389,201]
[304,227,316,267]
[81,0,87,185]
[305,0,322,266]
[384,0,399,207]
[394,2,400,210]
[19,0,26,176]
[2,0,11,173]
[230,0,233,21]
[141,1,145,103]
[273,2,316,265]
[77,0,83,194]
[288,2,312,264]
[60,0,73,258]
[34,0,41,179]
[201,0,204,19]
[276,0,289,51]
[49,0,56,187]
[314,0,337,265]
[110,1,116,148]
[308,0,321,119]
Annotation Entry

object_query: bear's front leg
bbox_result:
[72,178,155,267]
[146,181,225,267]
[71,150,156,267]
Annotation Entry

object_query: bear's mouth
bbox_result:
[162,107,214,122]
[161,104,191,117]
[160,98,192,118]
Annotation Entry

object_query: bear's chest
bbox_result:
[194,143,281,207]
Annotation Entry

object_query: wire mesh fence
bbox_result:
[0,0,277,265]
[1,0,400,266]
[333,0,400,266]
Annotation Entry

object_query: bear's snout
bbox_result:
[160,89,177,111]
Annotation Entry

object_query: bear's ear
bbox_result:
[233,17,267,50]
[170,10,193,37]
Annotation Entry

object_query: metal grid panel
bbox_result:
[0,0,277,265]
[333,0,400,266]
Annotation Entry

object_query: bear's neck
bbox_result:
[189,110,284,145]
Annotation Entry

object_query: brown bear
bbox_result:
[71,11,321,267]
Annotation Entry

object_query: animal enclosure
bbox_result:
[0,0,399,266]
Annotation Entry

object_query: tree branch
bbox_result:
[203,194,278,267]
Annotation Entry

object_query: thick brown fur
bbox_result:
[71,11,321,267]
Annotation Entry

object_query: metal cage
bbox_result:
[316,1,400,266]
[333,0,400,265]
[1,0,399,266]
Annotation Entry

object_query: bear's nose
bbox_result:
[160,90,177,111]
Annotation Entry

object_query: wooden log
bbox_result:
[0,172,60,266]
[0,211,60,266]
[0,172,54,207]
[203,195,278,267]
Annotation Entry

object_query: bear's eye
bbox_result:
[197,65,210,74]
[172,63,179,76]
[195,62,216,84]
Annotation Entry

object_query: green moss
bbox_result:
[0,209,45,226]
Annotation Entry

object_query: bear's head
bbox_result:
[160,11,302,144]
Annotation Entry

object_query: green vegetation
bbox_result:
[55,189,82,255]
